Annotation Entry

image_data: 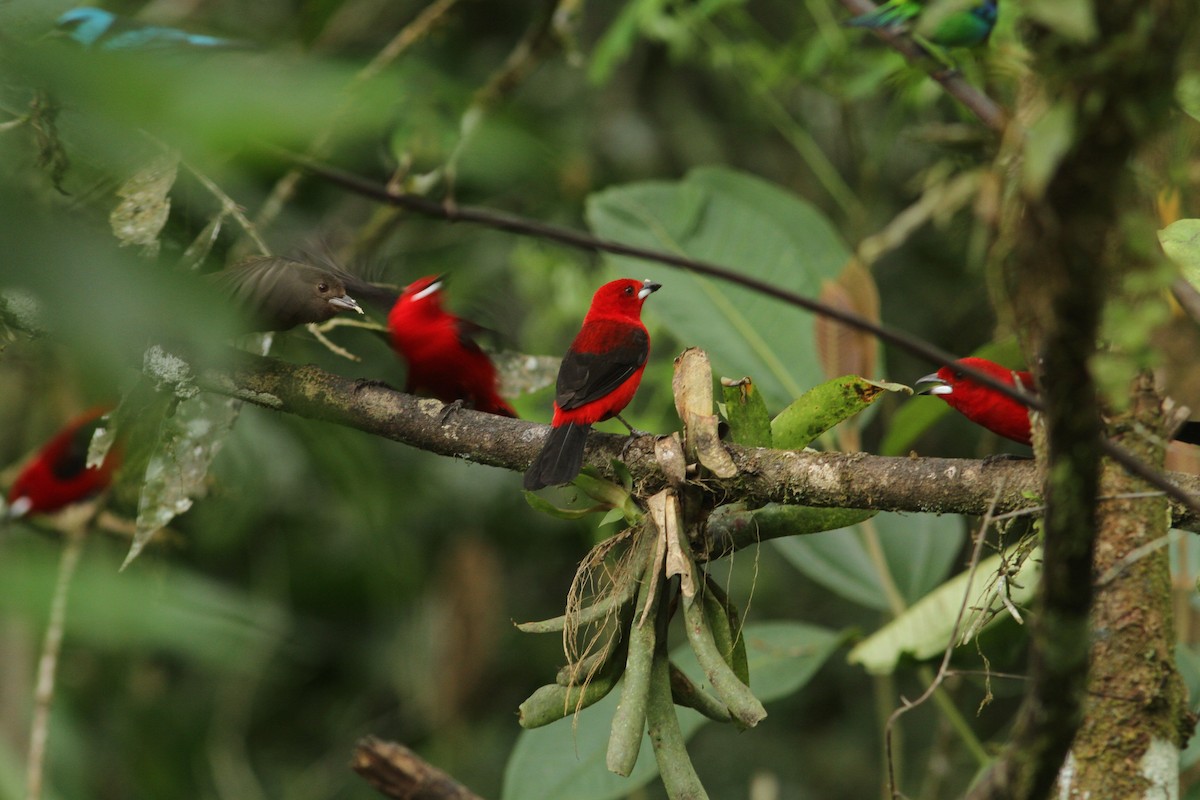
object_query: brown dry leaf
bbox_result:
[814,259,880,382]
[671,347,736,477]
[647,489,694,608]
[110,152,180,258]
[655,434,688,488]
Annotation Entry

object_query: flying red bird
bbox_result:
[916,357,1035,445]
[524,278,661,490]
[387,275,517,417]
[6,406,122,519]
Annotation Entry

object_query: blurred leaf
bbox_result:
[1179,72,1200,124]
[125,367,238,569]
[589,0,670,85]
[109,151,179,258]
[880,338,1023,456]
[1023,0,1098,42]
[29,89,70,192]
[588,167,852,412]
[0,538,287,668]
[22,45,397,161]
[848,549,1041,674]
[771,375,911,450]
[501,621,842,800]
[1159,219,1200,288]
[774,512,964,611]
[814,259,879,382]
[0,199,240,379]
[1022,101,1076,199]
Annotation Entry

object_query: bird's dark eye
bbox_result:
[318,282,329,293]
[624,285,634,296]
[953,371,964,380]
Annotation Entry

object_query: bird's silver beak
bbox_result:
[915,372,952,396]
[639,279,662,300]
[328,295,364,314]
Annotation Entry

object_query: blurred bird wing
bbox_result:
[846,0,920,29]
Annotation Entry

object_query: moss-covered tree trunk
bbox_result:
[970,0,1195,797]
[1061,373,1188,797]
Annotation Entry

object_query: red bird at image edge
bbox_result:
[387,275,517,417]
[918,356,1200,446]
[916,357,1035,445]
[6,406,121,519]
[524,278,661,490]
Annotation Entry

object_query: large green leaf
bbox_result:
[501,621,844,800]
[774,512,964,611]
[848,549,1041,674]
[586,167,853,412]
[772,376,910,450]
[0,538,287,670]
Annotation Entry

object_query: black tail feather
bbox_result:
[523,422,590,490]
[1175,420,1200,446]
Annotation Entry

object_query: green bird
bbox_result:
[845,0,998,48]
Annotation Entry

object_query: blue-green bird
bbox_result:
[845,0,997,48]
[55,7,249,51]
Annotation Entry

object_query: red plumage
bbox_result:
[6,406,121,518]
[524,278,661,490]
[387,275,517,418]
[917,357,1034,445]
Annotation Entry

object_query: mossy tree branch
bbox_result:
[191,351,1200,536]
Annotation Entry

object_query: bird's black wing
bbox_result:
[454,318,490,356]
[555,325,648,411]
[50,419,102,481]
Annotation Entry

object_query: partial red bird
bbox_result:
[387,275,517,417]
[916,357,1034,445]
[524,278,661,490]
[918,356,1200,447]
[6,406,122,519]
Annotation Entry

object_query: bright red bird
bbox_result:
[916,357,1034,445]
[387,275,517,417]
[918,357,1200,447]
[6,406,122,519]
[524,278,661,490]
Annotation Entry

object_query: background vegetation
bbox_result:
[0,1,1197,798]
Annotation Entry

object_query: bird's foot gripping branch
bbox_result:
[514,348,909,791]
